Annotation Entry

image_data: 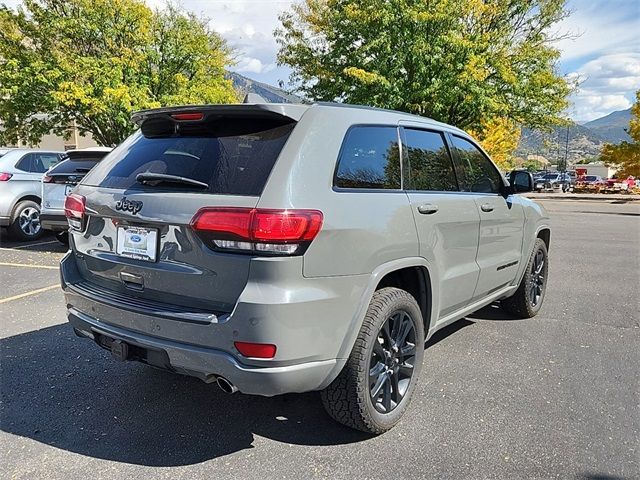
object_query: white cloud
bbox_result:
[236,57,276,74]
[567,53,640,121]
[177,0,294,81]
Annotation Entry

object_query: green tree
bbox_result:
[276,0,572,133]
[601,91,640,178]
[0,0,238,146]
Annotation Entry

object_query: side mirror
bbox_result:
[509,170,534,193]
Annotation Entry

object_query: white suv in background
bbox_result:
[41,147,112,243]
[0,149,63,240]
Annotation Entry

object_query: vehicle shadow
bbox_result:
[0,324,370,467]
[466,302,528,321]
[425,319,475,348]
[0,231,68,253]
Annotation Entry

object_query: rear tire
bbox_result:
[8,200,43,241]
[321,287,424,434]
[501,238,548,318]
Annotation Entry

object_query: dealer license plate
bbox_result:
[116,226,158,262]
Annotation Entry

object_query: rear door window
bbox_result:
[450,136,503,194]
[82,119,296,196]
[34,153,62,172]
[334,126,401,189]
[16,153,60,173]
[403,128,458,191]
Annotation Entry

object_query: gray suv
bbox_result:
[61,103,550,433]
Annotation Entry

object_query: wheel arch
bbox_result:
[336,257,438,361]
[511,224,551,290]
[10,195,42,221]
[375,265,433,333]
[537,227,550,252]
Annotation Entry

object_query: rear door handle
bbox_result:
[417,204,439,215]
[480,203,494,212]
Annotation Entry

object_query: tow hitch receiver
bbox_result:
[111,339,129,362]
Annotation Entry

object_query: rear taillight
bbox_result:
[42,175,53,183]
[191,207,323,256]
[64,193,86,230]
[0,172,12,181]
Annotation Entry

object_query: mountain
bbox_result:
[517,124,605,162]
[515,108,633,163]
[583,108,632,143]
[226,71,303,104]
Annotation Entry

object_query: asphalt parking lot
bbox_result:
[1,199,639,480]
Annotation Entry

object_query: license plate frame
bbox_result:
[116,225,158,262]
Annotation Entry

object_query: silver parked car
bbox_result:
[41,147,112,243]
[61,103,550,433]
[0,149,63,240]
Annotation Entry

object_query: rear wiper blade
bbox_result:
[136,172,209,189]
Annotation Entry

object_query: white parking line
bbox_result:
[3,240,59,250]
[0,284,60,304]
[0,262,59,270]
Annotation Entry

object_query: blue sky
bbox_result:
[6,0,640,121]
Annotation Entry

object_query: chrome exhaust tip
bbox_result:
[216,376,238,394]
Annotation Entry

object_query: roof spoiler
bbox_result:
[131,103,308,126]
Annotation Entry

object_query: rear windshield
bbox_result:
[48,158,102,175]
[82,119,295,196]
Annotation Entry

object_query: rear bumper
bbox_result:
[41,213,68,231]
[0,216,9,227]
[68,308,342,396]
[60,250,362,396]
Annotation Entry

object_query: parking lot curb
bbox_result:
[524,194,640,202]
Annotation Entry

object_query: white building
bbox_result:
[2,121,100,151]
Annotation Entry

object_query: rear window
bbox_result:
[334,126,401,189]
[15,152,61,173]
[48,158,102,175]
[82,119,296,196]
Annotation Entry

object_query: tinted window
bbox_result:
[16,153,60,173]
[48,158,100,175]
[451,136,502,194]
[32,153,60,173]
[49,151,108,175]
[335,126,401,189]
[403,129,457,191]
[83,121,295,195]
[15,154,33,172]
